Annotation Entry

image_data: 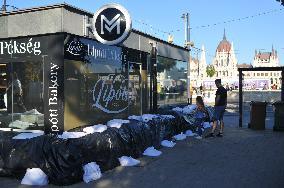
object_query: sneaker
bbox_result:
[205,133,215,138]
[216,133,223,137]
[195,136,202,139]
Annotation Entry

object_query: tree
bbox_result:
[276,0,284,5]
[206,65,216,78]
[157,56,177,73]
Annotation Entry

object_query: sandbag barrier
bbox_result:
[0,110,200,185]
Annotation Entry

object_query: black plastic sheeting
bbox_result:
[0,113,192,185]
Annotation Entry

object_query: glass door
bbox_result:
[128,62,142,116]
[0,63,11,129]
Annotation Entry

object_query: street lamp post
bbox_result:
[1,0,7,12]
[182,13,192,104]
[1,1,18,12]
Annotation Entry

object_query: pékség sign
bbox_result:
[0,38,41,56]
[93,4,132,45]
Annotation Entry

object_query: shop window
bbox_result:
[0,61,44,130]
[157,56,187,106]
[64,58,130,129]
[63,39,147,129]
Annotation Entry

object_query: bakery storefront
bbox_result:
[0,3,189,134]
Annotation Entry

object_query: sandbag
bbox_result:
[0,107,198,186]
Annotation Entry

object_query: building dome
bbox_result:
[217,39,231,52]
[216,30,231,52]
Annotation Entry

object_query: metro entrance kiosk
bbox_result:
[0,3,189,134]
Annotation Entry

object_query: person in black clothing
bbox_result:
[206,79,227,138]
[7,72,26,113]
[199,85,203,94]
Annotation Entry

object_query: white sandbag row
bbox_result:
[161,115,175,119]
[14,111,189,186]
[173,133,187,140]
[21,162,103,185]
[83,124,108,134]
[57,119,130,140]
[13,132,44,139]
[203,122,212,129]
[143,147,162,157]
[141,114,159,122]
[185,130,196,137]
[83,162,102,183]
[128,114,173,122]
[161,140,176,148]
[21,168,48,186]
[58,131,89,139]
[107,119,130,129]
[172,105,197,115]
[119,156,140,166]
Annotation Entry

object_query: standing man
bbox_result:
[199,84,203,94]
[206,79,227,137]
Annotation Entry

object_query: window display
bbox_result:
[64,35,146,129]
[0,61,44,130]
[157,56,188,106]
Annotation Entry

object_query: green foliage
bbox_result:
[206,65,216,78]
[276,0,284,5]
[24,62,41,82]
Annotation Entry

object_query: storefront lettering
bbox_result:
[87,44,125,62]
[66,41,84,56]
[0,38,41,55]
[65,38,127,64]
[48,63,59,132]
[92,74,128,113]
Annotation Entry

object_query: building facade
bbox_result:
[0,3,189,133]
[250,47,281,88]
[190,45,207,88]
[192,31,281,90]
[212,31,238,83]
[196,31,238,89]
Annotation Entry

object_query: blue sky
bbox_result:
[7,0,284,65]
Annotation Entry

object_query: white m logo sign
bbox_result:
[101,14,121,35]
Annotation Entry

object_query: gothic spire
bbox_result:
[223,28,226,40]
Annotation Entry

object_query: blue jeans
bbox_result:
[194,118,204,136]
